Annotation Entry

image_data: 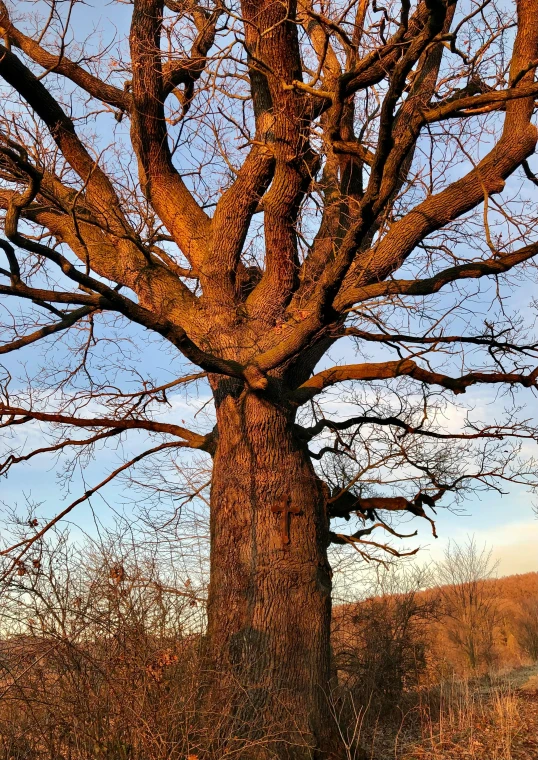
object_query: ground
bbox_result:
[360,665,538,760]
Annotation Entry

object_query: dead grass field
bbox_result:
[355,666,538,760]
[0,541,536,760]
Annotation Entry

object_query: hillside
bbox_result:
[333,571,538,681]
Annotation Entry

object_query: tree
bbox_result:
[435,538,501,674]
[1,0,538,755]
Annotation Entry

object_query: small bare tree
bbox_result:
[435,538,501,674]
[1,0,538,754]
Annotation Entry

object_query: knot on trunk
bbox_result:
[244,364,268,390]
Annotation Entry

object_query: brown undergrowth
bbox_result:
[350,671,538,760]
[0,535,536,760]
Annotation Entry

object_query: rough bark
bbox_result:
[204,381,336,759]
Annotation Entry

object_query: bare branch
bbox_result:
[0,440,189,574]
[0,1,129,111]
[129,0,211,266]
[0,403,211,449]
[292,358,538,404]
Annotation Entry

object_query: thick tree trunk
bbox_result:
[203,383,337,759]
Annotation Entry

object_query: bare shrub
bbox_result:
[333,567,437,716]
[0,529,206,760]
[516,598,538,663]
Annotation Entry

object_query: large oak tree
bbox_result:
[1,0,538,756]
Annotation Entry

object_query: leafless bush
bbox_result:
[516,598,538,663]
[333,567,438,716]
[0,528,207,760]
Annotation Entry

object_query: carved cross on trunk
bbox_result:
[272,499,301,549]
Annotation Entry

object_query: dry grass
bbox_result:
[0,535,536,760]
[407,686,538,760]
[350,670,538,760]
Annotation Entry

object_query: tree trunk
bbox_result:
[203,382,337,759]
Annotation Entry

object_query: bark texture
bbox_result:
[205,382,335,758]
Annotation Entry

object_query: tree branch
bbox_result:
[292,358,538,404]
[423,80,538,122]
[162,1,222,98]
[0,403,211,449]
[206,143,274,303]
[336,0,538,304]
[0,305,96,354]
[129,0,211,266]
[328,492,441,537]
[0,429,122,476]
[0,1,129,111]
[0,238,244,380]
[339,241,538,308]
[0,45,132,239]
[298,414,534,443]
[342,326,538,355]
[0,440,189,575]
